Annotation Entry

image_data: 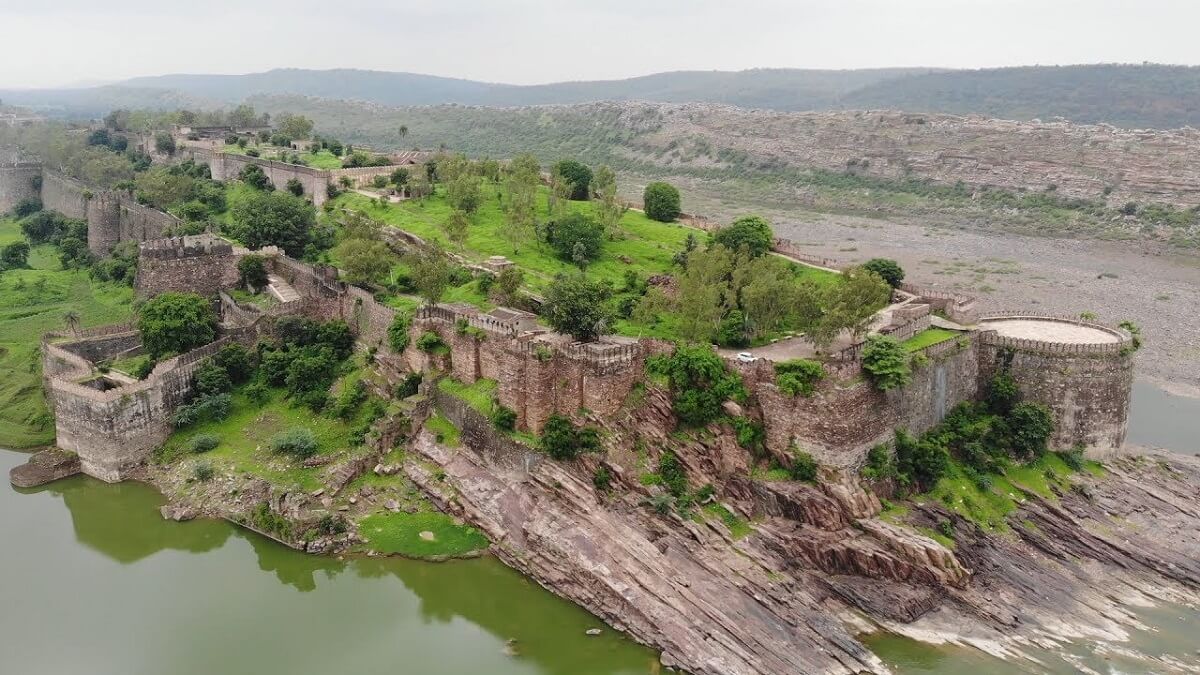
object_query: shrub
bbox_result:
[648,345,746,427]
[1057,445,1085,471]
[643,182,681,222]
[552,160,592,200]
[193,462,215,482]
[491,405,517,431]
[546,212,604,266]
[592,465,613,492]
[12,197,43,218]
[730,417,763,455]
[330,379,368,420]
[188,434,220,454]
[894,429,949,492]
[269,428,318,460]
[132,357,157,380]
[540,414,600,460]
[715,310,750,348]
[138,292,217,358]
[416,331,445,352]
[657,451,688,497]
[862,258,905,288]
[171,393,232,428]
[790,450,818,482]
[395,373,423,399]
[861,443,895,480]
[237,254,269,290]
[245,381,270,404]
[194,361,232,397]
[862,335,911,391]
[774,359,825,396]
[985,372,1019,414]
[711,215,773,257]
[214,343,254,384]
[1008,402,1055,460]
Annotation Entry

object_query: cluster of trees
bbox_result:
[131,160,226,228]
[863,372,1057,493]
[226,188,325,258]
[648,344,748,427]
[259,316,355,411]
[18,209,92,269]
[331,211,392,287]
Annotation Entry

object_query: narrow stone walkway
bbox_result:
[267,274,301,303]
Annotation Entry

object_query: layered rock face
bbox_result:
[405,382,1200,674]
[620,104,1200,207]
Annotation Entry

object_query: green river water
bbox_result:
[2,379,1197,674]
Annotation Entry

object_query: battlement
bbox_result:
[139,234,233,259]
[977,312,1132,355]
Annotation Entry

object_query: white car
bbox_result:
[736,352,756,363]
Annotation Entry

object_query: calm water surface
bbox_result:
[0,449,657,675]
[4,378,1198,674]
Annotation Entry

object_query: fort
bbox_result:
[28,213,1133,481]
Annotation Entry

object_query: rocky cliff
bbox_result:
[405,384,1200,674]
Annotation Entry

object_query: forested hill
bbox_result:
[7,63,1200,128]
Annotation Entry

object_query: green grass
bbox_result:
[903,327,961,352]
[919,453,1081,532]
[436,377,498,415]
[702,503,753,539]
[109,354,151,377]
[357,510,488,558]
[424,412,460,447]
[0,218,134,448]
[157,386,371,492]
[219,144,343,169]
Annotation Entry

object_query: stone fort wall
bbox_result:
[0,162,41,212]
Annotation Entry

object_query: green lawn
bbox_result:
[357,510,488,559]
[0,218,134,448]
[159,386,372,492]
[218,144,343,170]
[424,412,461,447]
[437,377,498,415]
[903,327,961,352]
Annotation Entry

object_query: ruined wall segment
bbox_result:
[134,235,240,297]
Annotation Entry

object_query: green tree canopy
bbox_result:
[861,334,911,391]
[862,258,905,288]
[228,191,316,256]
[711,215,774,257]
[552,160,592,200]
[643,181,681,222]
[542,274,613,342]
[237,254,269,290]
[547,212,604,267]
[138,292,217,358]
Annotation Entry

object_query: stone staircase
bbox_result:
[267,274,301,303]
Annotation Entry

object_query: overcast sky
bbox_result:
[2,0,1198,88]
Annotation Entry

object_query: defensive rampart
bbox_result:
[0,161,41,212]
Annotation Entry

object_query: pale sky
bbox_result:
[2,0,1198,88]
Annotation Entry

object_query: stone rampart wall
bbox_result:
[40,170,89,219]
[0,162,41,212]
[135,236,241,297]
[432,388,542,473]
[118,200,179,246]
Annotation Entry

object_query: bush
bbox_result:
[715,310,750,348]
[245,381,270,404]
[862,258,905,288]
[861,444,895,480]
[546,212,604,267]
[648,345,746,427]
[213,343,255,384]
[11,197,42,218]
[193,462,215,482]
[491,405,517,431]
[774,359,824,396]
[188,434,220,454]
[552,160,592,200]
[132,357,157,380]
[540,414,600,460]
[985,372,1019,414]
[789,450,818,482]
[138,292,217,358]
[237,254,270,290]
[194,361,232,397]
[862,335,911,391]
[894,429,949,492]
[395,372,422,398]
[643,181,681,222]
[269,428,318,460]
[416,331,445,352]
[1008,402,1055,460]
[711,215,773,257]
[657,451,688,497]
[171,393,232,428]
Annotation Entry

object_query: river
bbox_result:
[2,379,1197,675]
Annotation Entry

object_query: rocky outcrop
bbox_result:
[8,449,81,488]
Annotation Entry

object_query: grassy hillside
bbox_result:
[0,218,134,448]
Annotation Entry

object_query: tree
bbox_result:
[63,310,80,336]
[135,167,195,209]
[276,114,314,140]
[1,241,30,269]
[861,335,911,391]
[1008,402,1055,460]
[285,178,304,197]
[552,160,592,200]
[591,165,627,232]
[138,292,216,358]
[649,343,746,427]
[390,167,410,188]
[237,254,269,290]
[675,246,735,343]
[862,258,905,288]
[715,310,750,348]
[540,414,600,460]
[239,164,273,191]
[228,104,260,128]
[228,191,316,256]
[809,268,892,348]
[335,238,391,286]
[492,266,524,306]
[446,173,482,213]
[502,154,539,253]
[154,132,176,156]
[711,215,773,258]
[547,212,603,266]
[542,274,612,342]
[643,181,681,222]
[398,125,409,139]
[774,359,825,396]
[894,430,949,492]
[407,243,452,305]
[442,209,470,252]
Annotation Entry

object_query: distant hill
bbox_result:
[7,64,1200,128]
